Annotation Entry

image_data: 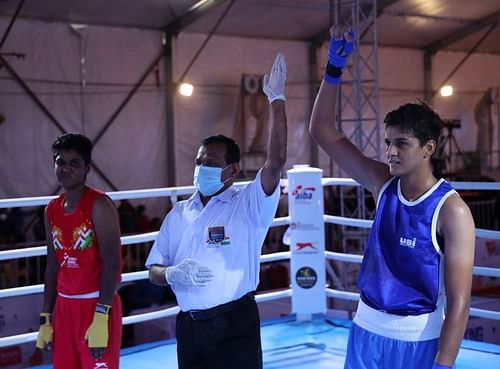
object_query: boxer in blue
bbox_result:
[309,25,475,369]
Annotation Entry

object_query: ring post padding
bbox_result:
[287,165,326,320]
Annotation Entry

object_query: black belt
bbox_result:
[182,292,255,321]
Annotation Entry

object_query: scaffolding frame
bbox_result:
[336,0,381,295]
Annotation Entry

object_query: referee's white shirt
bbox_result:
[145,169,280,311]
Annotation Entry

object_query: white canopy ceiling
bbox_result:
[1,0,499,54]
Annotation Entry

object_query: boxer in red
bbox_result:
[36,133,122,369]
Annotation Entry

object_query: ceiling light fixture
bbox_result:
[440,85,453,97]
[179,83,194,97]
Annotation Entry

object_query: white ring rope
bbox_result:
[325,288,500,321]
[324,214,373,228]
[326,287,361,301]
[0,246,47,261]
[325,251,363,264]
[449,181,500,191]
[323,215,500,240]
[476,229,500,240]
[320,178,500,191]
[0,218,290,262]
[1,223,498,263]
[0,284,44,299]
[0,178,499,348]
[0,288,293,347]
[2,252,497,301]
[0,251,294,299]
[325,251,500,278]
[1,285,497,348]
[122,306,180,326]
[0,332,38,349]
[0,182,259,209]
[1,177,499,209]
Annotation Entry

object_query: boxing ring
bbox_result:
[1,169,500,368]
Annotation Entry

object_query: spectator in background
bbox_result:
[5,207,26,241]
[118,200,136,234]
[33,207,47,242]
[150,217,162,232]
[0,209,8,246]
[135,205,150,233]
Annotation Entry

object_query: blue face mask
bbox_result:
[193,164,231,197]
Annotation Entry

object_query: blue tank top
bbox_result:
[358,177,456,315]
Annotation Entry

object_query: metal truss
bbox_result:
[337,0,381,259]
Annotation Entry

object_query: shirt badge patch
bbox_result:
[72,224,94,250]
[206,226,231,247]
[208,226,225,243]
[60,252,79,269]
[51,226,64,250]
[400,236,416,249]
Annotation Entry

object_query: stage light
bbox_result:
[440,85,453,97]
[179,83,193,97]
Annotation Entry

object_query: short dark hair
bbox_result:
[52,133,93,165]
[201,135,240,164]
[384,101,443,146]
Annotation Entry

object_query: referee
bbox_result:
[146,53,288,369]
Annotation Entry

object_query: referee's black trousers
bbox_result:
[176,294,262,369]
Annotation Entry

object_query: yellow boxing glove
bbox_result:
[84,303,111,348]
[36,313,53,350]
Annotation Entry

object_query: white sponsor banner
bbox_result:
[287,165,326,315]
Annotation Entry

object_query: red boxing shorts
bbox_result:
[53,294,122,369]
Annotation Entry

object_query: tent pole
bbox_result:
[163,34,176,186]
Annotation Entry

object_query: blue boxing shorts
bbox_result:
[344,322,440,369]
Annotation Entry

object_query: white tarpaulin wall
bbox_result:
[0,18,169,216]
[1,17,500,217]
[0,17,312,218]
[173,32,311,186]
[379,47,500,155]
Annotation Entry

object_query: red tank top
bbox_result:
[46,187,122,295]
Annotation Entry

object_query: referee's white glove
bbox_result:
[263,52,287,103]
[165,258,214,287]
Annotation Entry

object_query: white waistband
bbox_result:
[58,290,100,299]
[353,299,445,341]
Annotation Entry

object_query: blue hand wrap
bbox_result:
[324,30,355,85]
[328,31,355,68]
